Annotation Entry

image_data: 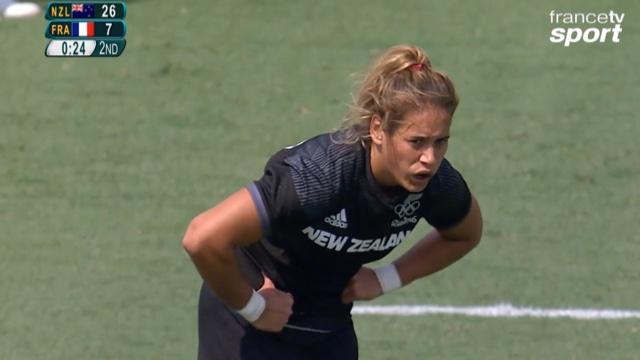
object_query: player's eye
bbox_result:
[408,138,425,147]
[435,137,449,146]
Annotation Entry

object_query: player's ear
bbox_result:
[370,114,384,145]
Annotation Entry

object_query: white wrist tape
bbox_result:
[373,264,402,293]
[236,290,266,322]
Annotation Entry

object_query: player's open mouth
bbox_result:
[412,173,432,182]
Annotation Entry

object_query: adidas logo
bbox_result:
[324,208,348,229]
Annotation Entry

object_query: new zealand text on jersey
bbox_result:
[302,226,410,253]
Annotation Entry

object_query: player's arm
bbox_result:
[393,193,482,286]
[182,188,293,331]
[342,194,482,303]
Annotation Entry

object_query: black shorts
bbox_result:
[197,283,359,360]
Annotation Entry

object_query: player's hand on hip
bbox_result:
[252,275,294,332]
[341,266,383,304]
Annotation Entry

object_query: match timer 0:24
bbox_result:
[44,2,127,57]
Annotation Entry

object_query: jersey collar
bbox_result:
[362,143,411,209]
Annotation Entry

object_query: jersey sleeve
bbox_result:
[421,159,472,230]
[246,151,305,242]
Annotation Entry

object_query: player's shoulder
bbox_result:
[264,132,365,217]
[420,157,472,229]
[425,158,465,194]
[284,132,361,170]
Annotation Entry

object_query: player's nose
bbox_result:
[419,146,436,167]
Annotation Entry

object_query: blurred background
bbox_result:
[1,0,639,358]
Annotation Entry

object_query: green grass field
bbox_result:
[1,0,639,358]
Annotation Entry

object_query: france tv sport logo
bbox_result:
[549,10,624,47]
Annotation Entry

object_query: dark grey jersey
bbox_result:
[240,132,471,323]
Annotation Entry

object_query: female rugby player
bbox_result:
[183,44,483,360]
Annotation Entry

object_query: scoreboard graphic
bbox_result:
[44,2,126,57]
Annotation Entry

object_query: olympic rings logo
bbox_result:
[394,194,422,218]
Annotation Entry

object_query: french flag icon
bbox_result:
[72,22,95,37]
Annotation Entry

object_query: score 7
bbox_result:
[95,21,125,37]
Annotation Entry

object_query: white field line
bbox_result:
[352,303,640,320]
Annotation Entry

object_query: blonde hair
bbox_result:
[335,45,459,145]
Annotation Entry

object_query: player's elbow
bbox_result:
[182,215,237,257]
[465,214,483,248]
[468,229,482,248]
[182,216,213,255]
[463,196,483,247]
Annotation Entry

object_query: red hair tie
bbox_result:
[408,63,424,71]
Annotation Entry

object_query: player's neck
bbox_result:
[369,145,398,188]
